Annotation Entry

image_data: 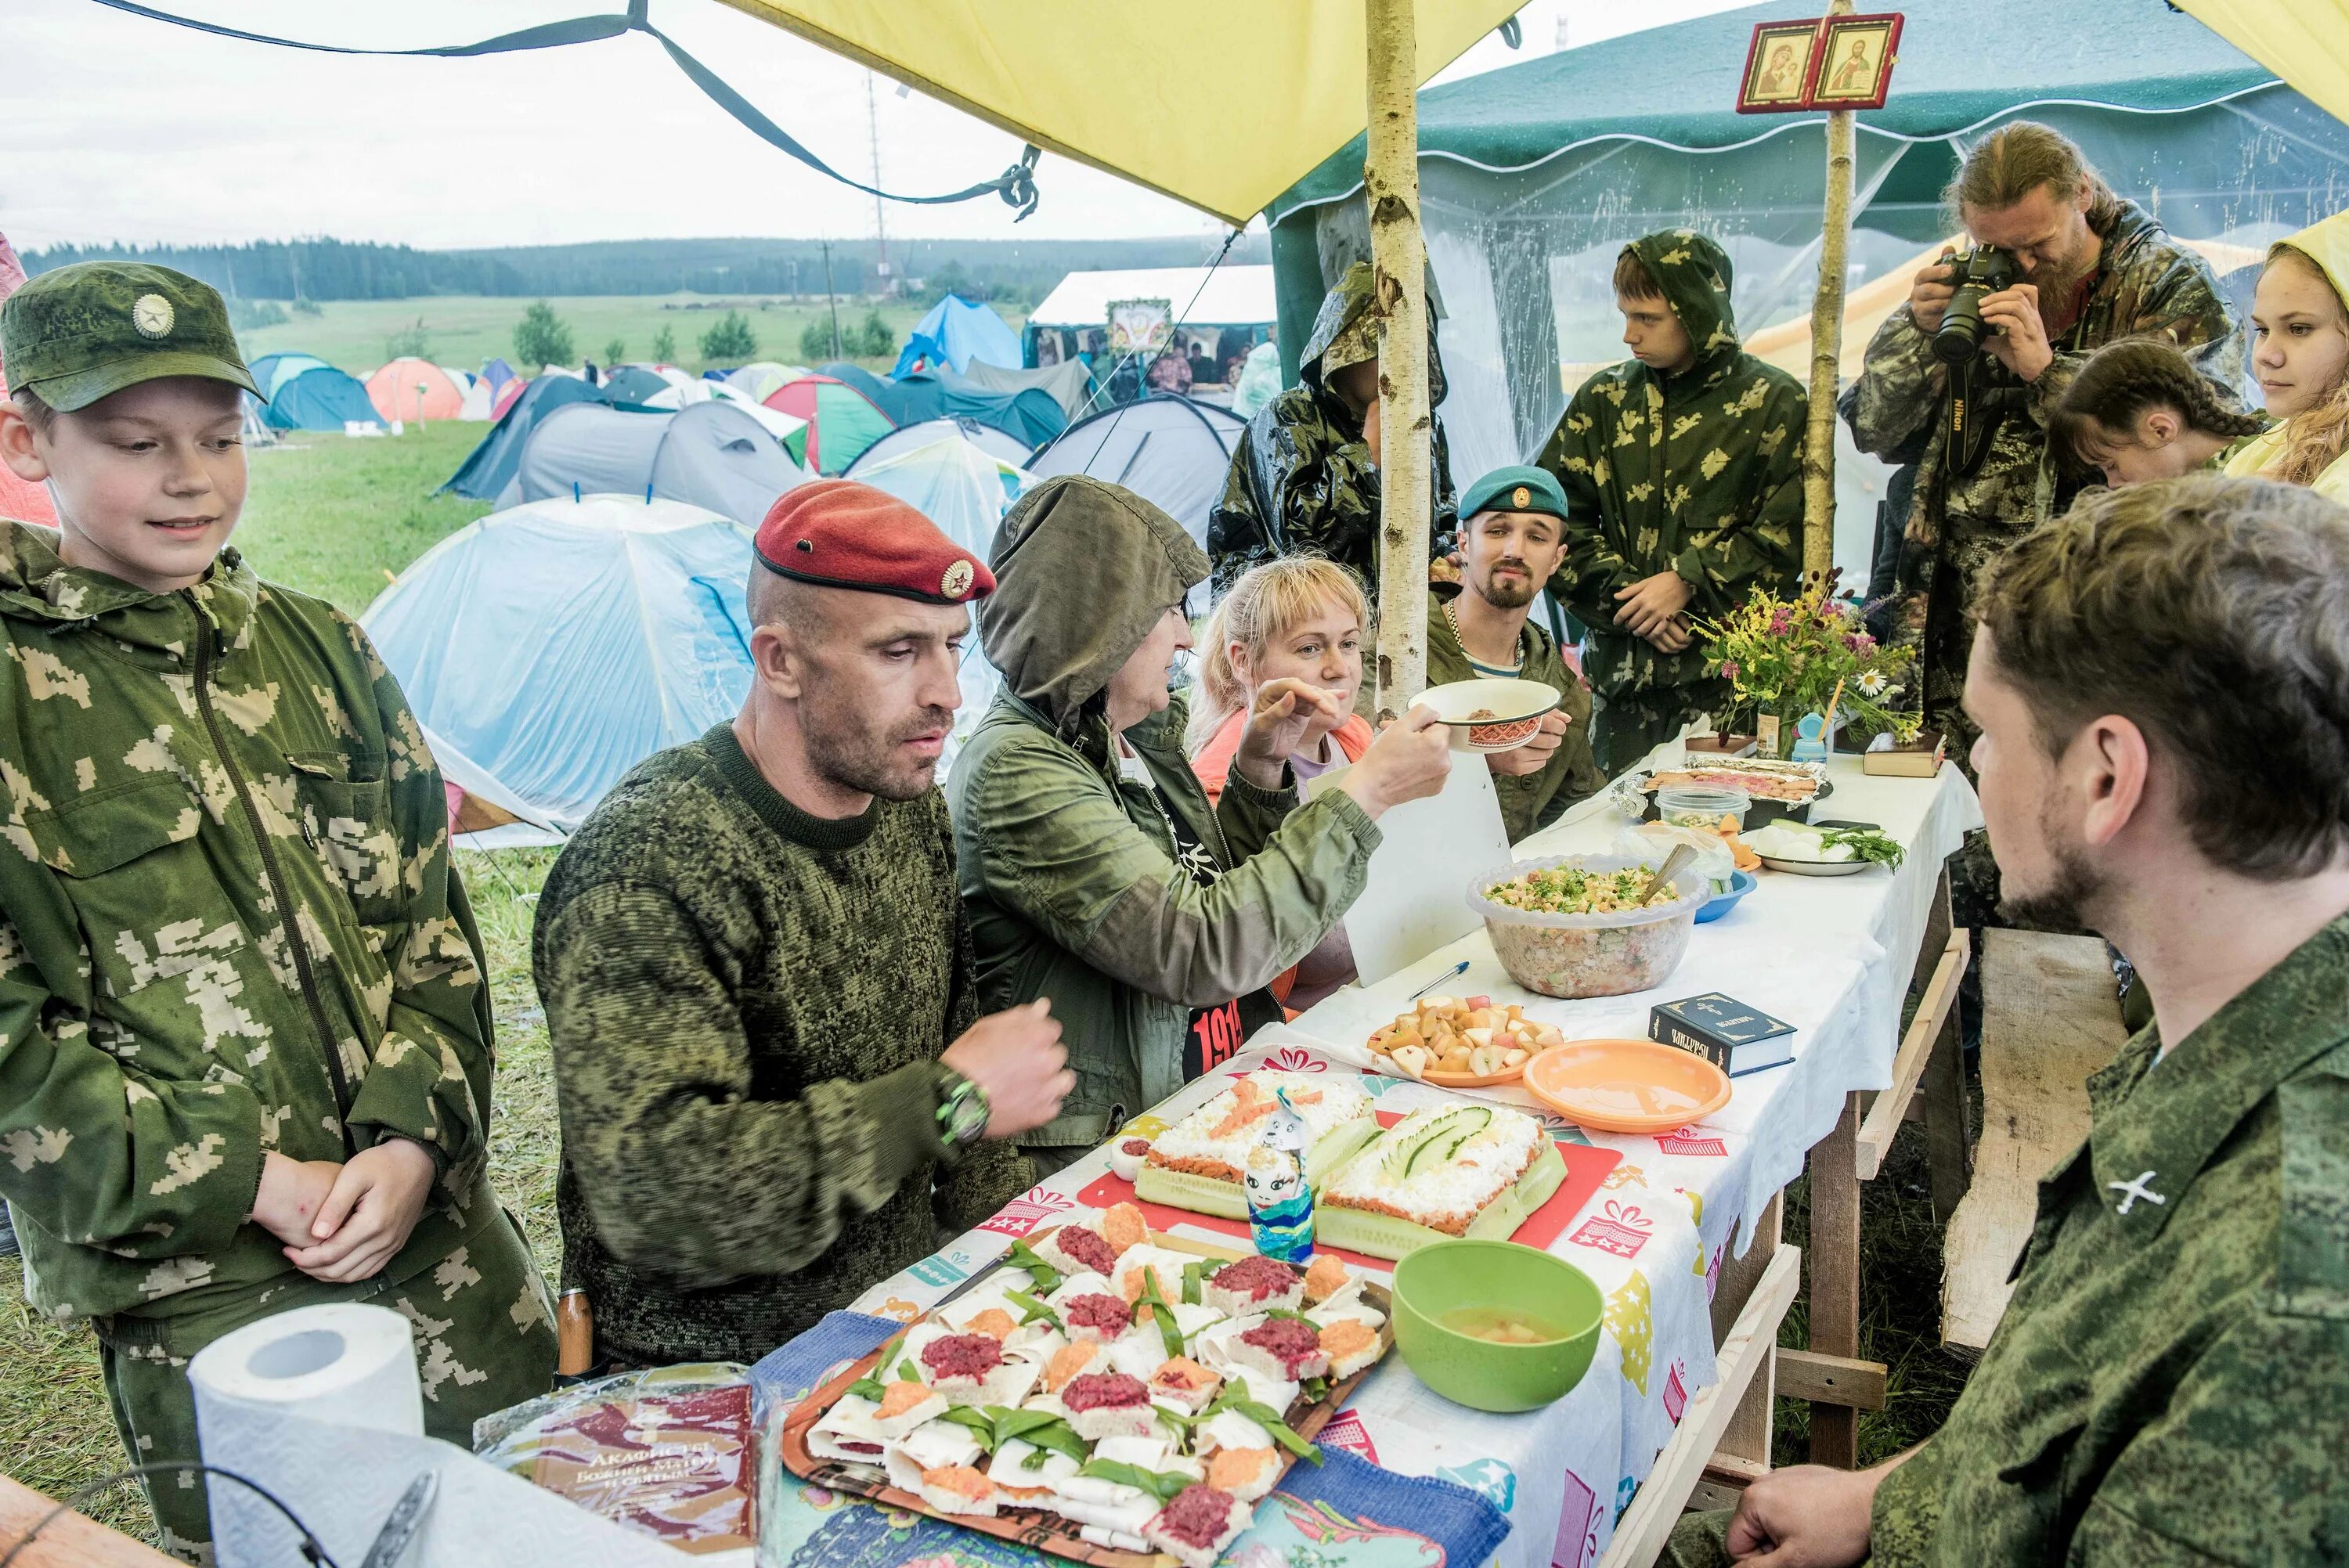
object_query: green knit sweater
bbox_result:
[532,723,1030,1365]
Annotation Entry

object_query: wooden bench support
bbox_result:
[1774,1348,1886,1411]
[1854,928,1968,1181]
[0,1475,179,1567]
[1805,1092,1864,1468]
[1597,1242,1802,1568]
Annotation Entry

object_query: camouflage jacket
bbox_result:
[1871,914,2349,1565]
[0,521,497,1325]
[1537,231,1805,702]
[1207,261,1457,597]
[1847,199,2240,670]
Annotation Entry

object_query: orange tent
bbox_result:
[367,358,466,423]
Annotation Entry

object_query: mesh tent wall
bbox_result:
[247,353,381,432]
[366,358,467,423]
[1024,394,1248,614]
[440,374,615,499]
[845,416,1034,473]
[359,495,756,841]
[1264,0,2349,579]
[893,295,1024,377]
[511,400,810,524]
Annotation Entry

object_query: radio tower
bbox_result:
[868,74,889,295]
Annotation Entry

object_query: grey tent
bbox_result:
[959,359,1096,422]
[507,399,810,526]
[1024,394,1247,613]
[846,417,1034,474]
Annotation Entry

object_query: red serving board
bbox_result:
[1077,1112,1620,1273]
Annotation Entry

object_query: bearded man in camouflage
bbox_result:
[1669,475,2349,1568]
[0,263,554,1559]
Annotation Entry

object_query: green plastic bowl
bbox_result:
[1389,1240,1604,1413]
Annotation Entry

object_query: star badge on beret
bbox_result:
[1512,485,1532,509]
[132,294,175,339]
[941,559,976,600]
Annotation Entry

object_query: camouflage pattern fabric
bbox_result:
[1536,230,1804,772]
[1424,586,1606,838]
[0,520,549,1552]
[1671,914,2349,1567]
[1590,680,1731,778]
[533,724,1032,1368]
[99,1202,554,1561]
[1207,261,1457,597]
[1845,198,2240,779]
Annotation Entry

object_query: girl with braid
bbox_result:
[2057,337,2268,488]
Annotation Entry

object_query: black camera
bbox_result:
[1931,245,2022,364]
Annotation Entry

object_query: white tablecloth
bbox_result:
[845,756,1983,1568]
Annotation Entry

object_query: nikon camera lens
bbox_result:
[1932,247,2021,364]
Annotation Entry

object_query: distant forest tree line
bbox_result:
[21,233,1268,308]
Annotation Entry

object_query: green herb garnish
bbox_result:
[1182,1260,1204,1306]
[936,1406,998,1451]
[896,1358,922,1384]
[1137,1271,1185,1359]
[987,1409,1088,1469]
[1079,1459,1196,1503]
[1005,1240,1064,1293]
[1262,1306,1314,1324]
[1210,1379,1323,1465]
[1006,1289,1062,1328]
[1821,827,1905,867]
[1300,1374,1331,1401]
[1153,1404,1202,1436]
[846,1375,886,1400]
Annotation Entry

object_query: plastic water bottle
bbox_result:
[1243,1087,1315,1263]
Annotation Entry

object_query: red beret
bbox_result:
[753,478,994,605]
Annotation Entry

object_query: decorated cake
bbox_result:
[1315,1102,1567,1260]
[1135,1072,1378,1220]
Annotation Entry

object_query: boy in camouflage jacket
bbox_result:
[0,263,552,1559]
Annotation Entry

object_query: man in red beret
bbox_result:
[533,478,1073,1368]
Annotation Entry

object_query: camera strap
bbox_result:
[1942,356,2001,481]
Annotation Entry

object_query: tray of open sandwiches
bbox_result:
[778,1202,1392,1566]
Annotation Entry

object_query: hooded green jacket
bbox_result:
[1538,231,1806,702]
[0,522,500,1326]
[948,478,1382,1148]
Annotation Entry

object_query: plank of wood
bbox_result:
[0,1476,179,1568]
[1711,1195,1782,1472]
[1916,875,1972,1224]
[1597,1244,1802,1568]
[1806,1093,1863,1468]
[1774,1348,1886,1411]
[1942,931,2127,1353]
[1855,930,1968,1180]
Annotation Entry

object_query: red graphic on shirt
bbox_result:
[1655,1126,1728,1156]
[1193,1000,1248,1073]
[1663,1360,1690,1423]
[976,1186,1076,1238]
[1314,1408,1380,1465]
[1568,1200,1654,1259]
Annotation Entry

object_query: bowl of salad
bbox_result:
[1467,854,1706,999]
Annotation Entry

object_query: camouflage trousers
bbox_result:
[1589,679,1728,777]
[94,1205,557,1562]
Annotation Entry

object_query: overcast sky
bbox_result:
[3,0,1752,253]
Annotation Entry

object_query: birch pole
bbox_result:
[1366,0,1432,719]
[1802,0,1856,583]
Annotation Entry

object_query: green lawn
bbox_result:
[235,293,1020,379]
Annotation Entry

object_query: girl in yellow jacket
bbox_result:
[2225,208,2349,502]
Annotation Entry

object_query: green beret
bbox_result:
[1459,464,1568,523]
[2,262,258,414]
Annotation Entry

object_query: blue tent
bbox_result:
[840,369,1066,452]
[893,296,1022,377]
[362,495,756,840]
[245,353,378,432]
[439,375,614,499]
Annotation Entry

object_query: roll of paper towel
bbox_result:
[191,1301,424,1436]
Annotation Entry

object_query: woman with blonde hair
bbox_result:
[2225,208,2349,501]
[1188,556,1377,805]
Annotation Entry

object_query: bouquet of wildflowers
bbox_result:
[1693,577,1921,745]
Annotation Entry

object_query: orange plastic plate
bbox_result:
[1522,1037,1734,1134]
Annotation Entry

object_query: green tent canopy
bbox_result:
[763,375,897,474]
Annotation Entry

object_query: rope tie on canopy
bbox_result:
[79,0,1044,218]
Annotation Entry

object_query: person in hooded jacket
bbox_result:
[1539,230,1807,773]
[1206,261,1457,598]
[949,476,1454,1173]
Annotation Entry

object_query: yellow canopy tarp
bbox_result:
[2174,1,2349,130]
[713,0,1521,225]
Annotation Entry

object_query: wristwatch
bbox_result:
[936,1065,991,1150]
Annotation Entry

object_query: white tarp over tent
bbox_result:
[1027,265,1279,330]
[506,400,810,526]
[362,496,757,843]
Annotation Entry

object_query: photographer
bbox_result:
[1846,122,2240,782]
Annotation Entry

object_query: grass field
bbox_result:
[235,293,1023,379]
[0,423,1972,1546]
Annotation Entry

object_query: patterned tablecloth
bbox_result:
[762,757,1983,1568]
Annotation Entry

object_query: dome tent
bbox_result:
[247,352,379,432]
[762,375,895,474]
[845,416,1032,474]
[1025,393,1246,611]
[366,358,466,423]
[360,495,756,843]
[893,294,1021,377]
[439,374,614,499]
[506,399,810,524]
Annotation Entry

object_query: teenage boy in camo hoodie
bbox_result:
[0,262,553,1559]
[1538,231,1806,772]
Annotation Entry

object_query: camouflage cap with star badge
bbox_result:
[1459,463,1569,522]
[1,261,261,413]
